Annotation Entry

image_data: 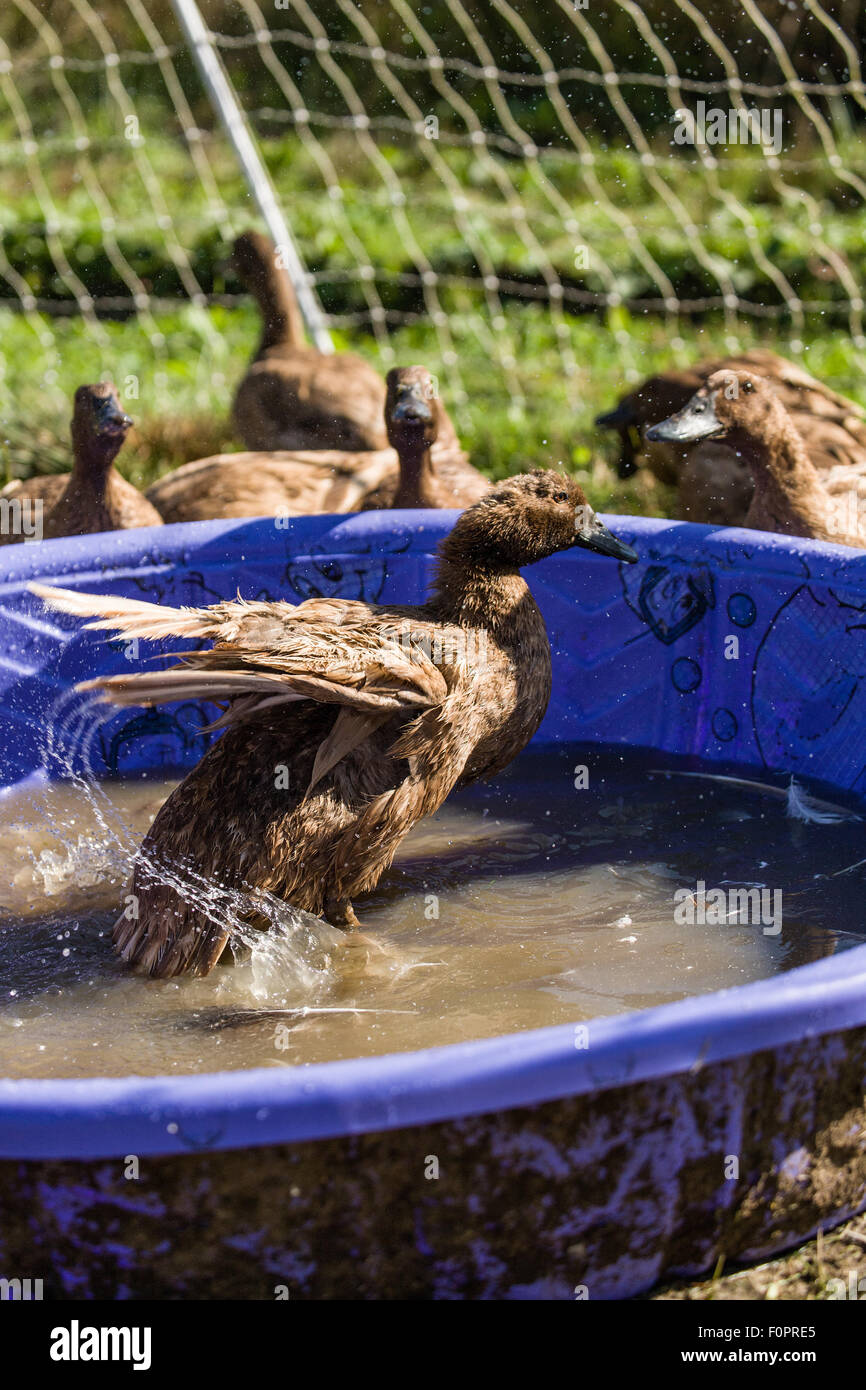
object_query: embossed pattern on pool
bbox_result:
[0,746,864,1079]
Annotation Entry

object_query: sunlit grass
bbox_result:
[2,132,866,517]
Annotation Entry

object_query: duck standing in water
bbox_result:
[33,472,637,978]
[231,230,387,452]
[646,369,866,547]
[145,366,486,522]
[0,383,162,543]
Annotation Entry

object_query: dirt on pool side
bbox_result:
[0,1025,865,1300]
[649,1210,866,1300]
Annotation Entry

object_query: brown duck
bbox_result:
[596,350,866,525]
[0,383,162,544]
[231,230,387,452]
[33,471,637,978]
[362,365,488,510]
[646,368,866,548]
[145,367,487,523]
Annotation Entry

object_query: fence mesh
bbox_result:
[2,0,866,482]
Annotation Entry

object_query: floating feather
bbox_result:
[649,769,860,822]
[785,778,859,824]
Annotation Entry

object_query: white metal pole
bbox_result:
[171,0,334,353]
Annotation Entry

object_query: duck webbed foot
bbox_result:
[324,896,362,931]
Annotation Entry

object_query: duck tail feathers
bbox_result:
[77,666,308,710]
[29,583,217,641]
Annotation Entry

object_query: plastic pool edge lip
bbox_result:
[4,507,866,587]
[2,941,865,1160]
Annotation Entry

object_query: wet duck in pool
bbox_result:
[32,472,638,978]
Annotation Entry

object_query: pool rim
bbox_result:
[1,938,864,1159]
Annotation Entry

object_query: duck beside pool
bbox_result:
[647,368,866,547]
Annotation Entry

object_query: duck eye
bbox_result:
[555,490,569,502]
[742,380,754,393]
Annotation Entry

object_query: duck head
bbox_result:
[597,375,702,479]
[71,383,133,470]
[645,370,782,451]
[385,366,441,452]
[444,470,638,571]
[231,230,276,291]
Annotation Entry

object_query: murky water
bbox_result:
[0,746,864,1079]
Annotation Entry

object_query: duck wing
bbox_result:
[795,414,866,473]
[145,449,398,523]
[31,583,450,767]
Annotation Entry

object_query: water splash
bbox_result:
[29,832,129,899]
[32,684,343,1003]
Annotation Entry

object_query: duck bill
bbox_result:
[573,520,638,564]
[595,402,633,430]
[390,395,433,427]
[97,398,134,434]
[645,393,724,444]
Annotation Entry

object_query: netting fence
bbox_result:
[2,0,866,480]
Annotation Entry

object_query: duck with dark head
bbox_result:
[647,368,866,548]
[363,364,488,511]
[33,470,638,978]
[0,382,162,544]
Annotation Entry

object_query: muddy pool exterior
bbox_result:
[1,511,866,1300]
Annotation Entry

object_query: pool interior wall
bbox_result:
[4,509,866,789]
[2,512,866,1299]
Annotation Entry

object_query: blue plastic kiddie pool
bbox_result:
[1,510,865,1300]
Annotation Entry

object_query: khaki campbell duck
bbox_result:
[362,365,488,510]
[32,471,637,978]
[145,367,487,523]
[231,230,387,452]
[0,383,162,544]
[646,369,866,548]
[597,350,866,525]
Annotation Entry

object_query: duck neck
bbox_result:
[70,432,119,499]
[252,262,305,353]
[740,414,830,537]
[430,547,536,640]
[52,429,122,523]
[392,434,437,508]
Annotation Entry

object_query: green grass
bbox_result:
[3,297,865,519]
[3,125,866,312]
[2,129,866,518]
